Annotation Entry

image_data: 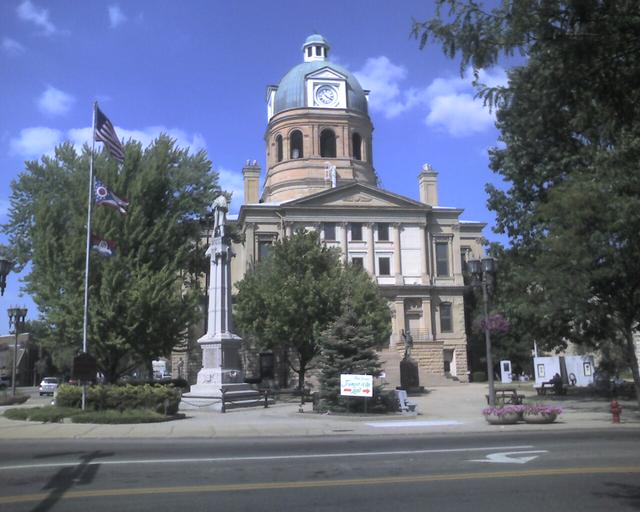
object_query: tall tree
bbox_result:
[414,1,640,404]
[234,230,390,390]
[3,136,219,382]
[317,301,381,410]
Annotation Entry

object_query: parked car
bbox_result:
[39,377,59,396]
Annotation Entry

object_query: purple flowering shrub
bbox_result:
[523,404,563,415]
[482,405,524,416]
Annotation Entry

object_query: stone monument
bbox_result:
[182,196,258,410]
[399,329,421,393]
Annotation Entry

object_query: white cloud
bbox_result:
[354,55,508,137]
[217,167,245,213]
[37,86,75,116]
[354,56,409,118]
[16,124,208,157]
[2,37,26,56]
[9,127,63,157]
[16,0,57,35]
[111,127,206,155]
[108,5,127,28]
[425,93,495,136]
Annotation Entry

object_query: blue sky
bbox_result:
[0,0,508,333]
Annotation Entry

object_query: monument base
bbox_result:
[181,382,264,412]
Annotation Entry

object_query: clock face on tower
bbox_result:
[314,84,338,106]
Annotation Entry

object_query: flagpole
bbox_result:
[81,102,97,410]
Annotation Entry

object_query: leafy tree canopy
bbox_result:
[234,230,391,389]
[3,136,219,382]
[414,0,640,402]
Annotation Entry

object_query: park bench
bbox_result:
[535,380,566,396]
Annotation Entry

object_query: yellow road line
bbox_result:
[2,466,639,505]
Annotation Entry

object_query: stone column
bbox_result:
[393,223,403,285]
[284,221,293,238]
[451,224,463,285]
[340,222,348,264]
[244,222,255,270]
[393,299,406,347]
[421,297,433,341]
[366,222,375,276]
[419,223,429,284]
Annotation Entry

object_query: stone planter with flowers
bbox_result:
[522,404,562,424]
[482,405,524,425]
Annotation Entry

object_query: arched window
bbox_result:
[320,129,336,158]
[352,132,362,160]
[275,135,283,162]
[290,130,303,159]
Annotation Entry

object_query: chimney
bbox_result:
[418,163,438,206]
[242,160,261,204]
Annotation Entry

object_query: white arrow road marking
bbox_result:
[469,450,548,464]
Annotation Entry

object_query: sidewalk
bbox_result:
[0,384,638,440]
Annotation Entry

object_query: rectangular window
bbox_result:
[440,303,453,332]
[436,242,449,277]
[258,241,272,261]
[377,223,389,241]
[351,223,363,241]
[323,222,336,241]
[378,257,390,276]
[351,257,364,268]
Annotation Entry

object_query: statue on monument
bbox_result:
[401,329,414,360]
[212,195,228,238]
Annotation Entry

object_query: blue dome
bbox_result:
[302,34,330,49]
[273,60,369,116]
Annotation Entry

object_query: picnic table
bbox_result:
[486,387,525,405]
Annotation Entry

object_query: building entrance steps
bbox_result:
[378,347,464,389]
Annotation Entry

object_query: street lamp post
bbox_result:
[0,259,12,296]
[468,258,497,406]
[8,307,28,396]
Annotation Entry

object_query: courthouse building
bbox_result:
[176,35,486,385]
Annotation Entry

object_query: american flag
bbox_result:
[94,179,129,215]
[95,106,125,162]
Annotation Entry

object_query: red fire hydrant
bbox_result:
[610,400,622,423]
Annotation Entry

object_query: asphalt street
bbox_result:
[1,430,639,512]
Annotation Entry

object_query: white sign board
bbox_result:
[340,374,373,397]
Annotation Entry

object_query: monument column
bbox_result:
[183,196,257,409]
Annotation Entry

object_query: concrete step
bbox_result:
[378,348,464,388]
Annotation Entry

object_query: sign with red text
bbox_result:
[340,374,373,397]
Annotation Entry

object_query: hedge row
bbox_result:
[56,384,181,414]
[3,406,172,424]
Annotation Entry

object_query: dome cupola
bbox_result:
[262,35,377,203]
[302,34,330,62]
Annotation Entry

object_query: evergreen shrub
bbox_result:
[55,384,181,414]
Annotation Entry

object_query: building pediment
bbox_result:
[306,67,347,81]
[282,183,429,210]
